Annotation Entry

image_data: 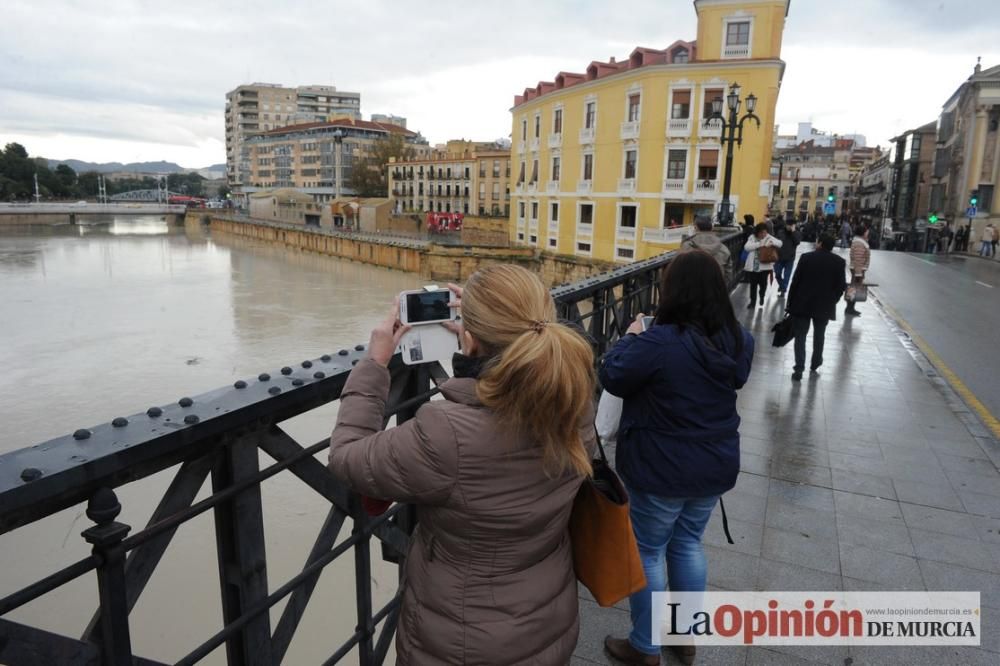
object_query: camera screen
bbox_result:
[405,291,452,324]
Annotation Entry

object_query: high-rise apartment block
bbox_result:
[508,0,790,263]
[225,83,361,189]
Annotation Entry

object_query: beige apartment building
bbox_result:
[388,144,512,217]
[225,83,362,189]
[243,118,429,202]
[770,140,880,219]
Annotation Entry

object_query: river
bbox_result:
[0,217,419,663]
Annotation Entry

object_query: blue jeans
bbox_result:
[982,241,993,257]
[774,259,793,292]
[627,489,719,655]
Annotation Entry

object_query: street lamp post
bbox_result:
[706,82,761,226]
[772,154,787,213]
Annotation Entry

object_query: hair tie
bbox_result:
[530,320,548,334]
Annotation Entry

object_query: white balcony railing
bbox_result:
[576,223,593,236]
[527,182,537,193]
[663,178,686,195]
[529,138,540,152]
[620,121,640,141]
[616,226,637,239]
[643,225,694,245]
[722,44,751,59]
[546,181,560,194]
[516,140,525,154]
[514,182,525,194]
[548,221,559,233]
[618,178,636,194]
[529,220,539,232]
[694,179,719,195]
[667,118,691,136]
[548,133,563,149]
[576,180,593,195]
[699,121,723,140]
[579,127,595,144]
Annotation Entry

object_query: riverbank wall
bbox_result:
[191,212,613,286]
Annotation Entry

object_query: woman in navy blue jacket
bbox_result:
[601,251,754,666]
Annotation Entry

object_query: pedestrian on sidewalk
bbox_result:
[979,224,995,257]
[774,220,801,296]
[846,224,870,317]
[963,224,972,252]
[943,223,955,254]
[786,234,847,381]
[743,222,783,308]
[992,224,999,258]
[680,214,731,275]
[840,219,852,249]
[599,251,755,666]
[329,265,596,665]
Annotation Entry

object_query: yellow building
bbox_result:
[509,0,790,262]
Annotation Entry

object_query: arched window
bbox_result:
[672,47,689,64]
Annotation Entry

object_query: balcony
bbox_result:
[576,180,593,195]
[529,138,540,152]
[548,133,562,149]
[548,221,559,233]
[576,222,593,236]
[722,43,751,59]
[616,226,637,240]
[546,181,560,194]
[527,182,537,193]
[579,127,595,144]
[699,120,723,141]
[618,178,636,195]
[694,179,719,196]
[667,118,691,137]
[620,121,640,141]
[663,178,687,196]
[514,182,525,194]
[516,140,526,154]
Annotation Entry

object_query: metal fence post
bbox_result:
[80,487,133,666]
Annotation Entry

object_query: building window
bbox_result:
[493,160,500,177]
[577,242,591,253]
[551,202,559,222]
[817,185,825,198]
[553,108,563,134]
[802,185,811,198]
[492,183,500,200]
[663,203,685,228]
[534,115,541,138]
[667,150,687,179]
[530,235,537,244]
[531,202,539,220]
[583,154,594,181]
[619,205,638,228]
[703,89,724,119]
[580,203,594,225]
[465,167,470,178]
[624,150,637,179]
[522,118,528,140]
[726,21,750,46]
[552,156,561,181]
[671,90,691,119]
[549,238,557,248]
[518,202,525,218]
[518,162,525,183]
[617,247,635,259]
[479,163,486,178]
[698,149,719,180]
[672,47,689,64]
[627,94,641,123]
[530,160,538,183]
[479,183,486,199]
[585,101,596,129]
[506,161,511,177]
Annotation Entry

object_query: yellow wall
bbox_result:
[508,0,788,263]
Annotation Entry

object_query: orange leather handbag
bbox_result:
[569,432,646,607]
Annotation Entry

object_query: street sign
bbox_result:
[823,202,836,215]
[966,206,978,218]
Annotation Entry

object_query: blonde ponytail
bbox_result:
[461,265,594,477]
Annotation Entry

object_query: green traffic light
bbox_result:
[929,214,938,224]
[971,197,978,206]
[827,195,834,202]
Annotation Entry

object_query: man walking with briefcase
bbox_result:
[786,234,847,381]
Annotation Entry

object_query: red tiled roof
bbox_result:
[513,41,697,107]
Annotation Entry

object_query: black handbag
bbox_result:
[771,315,795,347]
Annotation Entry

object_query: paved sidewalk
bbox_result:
[575,280,1000,665]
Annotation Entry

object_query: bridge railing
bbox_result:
[0,231,742,665]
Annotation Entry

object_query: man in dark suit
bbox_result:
[786,234,847,381]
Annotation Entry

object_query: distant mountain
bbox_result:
[43,159,226,180]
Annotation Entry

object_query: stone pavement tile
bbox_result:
[841,576,897,592]
[909,527,996,573]
[745,647,832,665]
[578,584,629,613]
[930,437,995,459]
[705,545,760,591]
[769,461,833,488]
[825,437,882,460]
[836,512,915,557]
[969,515,1000,543]
[757,645,850,666]
[574,598,633,664]
[705,516,763,557]
[733,472,770,499]
[891,479,966,512]
[667,646,749,666]
[937,452,994,474]
[849,646,998,666]
[770,446,831,468]
[762,527,841,575]
[755,558,842,592]
[828,452,890,477]
[839,544,924,589]
[899,502,980,540]
[881,459,951,486]
[740,435,777,457]
[958,491,1000,519]
[833,490,904,522]
[945,469,1000,497]
[740,452,771,476]
[765,498,837,540]
[830,468,896,500]
[712,489,767,525]
[767,480,835,512]
[918,559,1000,606]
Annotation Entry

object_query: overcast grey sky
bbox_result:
[1,0,998,167]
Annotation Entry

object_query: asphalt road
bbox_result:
[861,249,1000,422]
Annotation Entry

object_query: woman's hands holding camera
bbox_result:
[367,298,411,367]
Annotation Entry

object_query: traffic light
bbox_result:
[827,194,835,203]
[970,191,979,207]
[928,213,939,224]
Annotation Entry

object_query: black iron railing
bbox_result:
[0,232,741,665]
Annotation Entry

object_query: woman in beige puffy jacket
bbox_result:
[329,264,596,665]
